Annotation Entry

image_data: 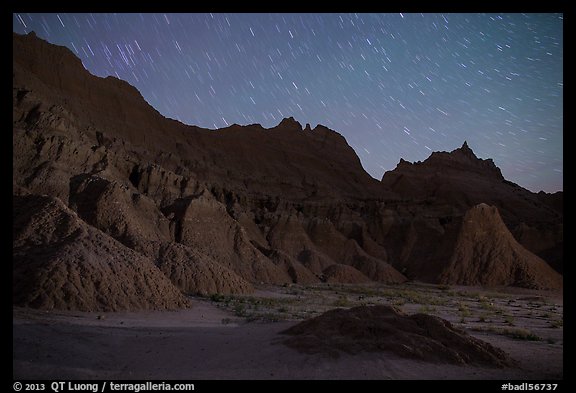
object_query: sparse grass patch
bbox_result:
[478,313,490,323]
[486,292,511,300]
[344,285,379,297]
[209,293,228,302]
[549,319,563,329]
[503,328,541,341]
[458,303,472,318]
[333,295,352,307]
[472,326,541,341]
[233,303,247,317]
[418,305,437,314]
[245,313,283,322]
[504,315,515,326]
[391,298,406,307]
[479,298,495,310]
[211,283,561,334]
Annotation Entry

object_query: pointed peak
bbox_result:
[277,117,302,131]
[304,123,312,132]
[453,140,476,158]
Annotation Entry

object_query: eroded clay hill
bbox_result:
[13,191,190,311]
[12,32,562,310]
[438,204,562,289]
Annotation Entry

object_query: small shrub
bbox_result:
[333,295,352,307]
[233,303,247,317]
[472,326,541,341]
[458,303,471,318]
[504,328,540,341]
[418,305,436,314]
[392,298,406,307]
[478,313,490,323]
[210,293,226,302]
[549,319,563,328]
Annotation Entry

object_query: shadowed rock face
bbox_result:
[281,305,515,367]
[12,32,561,310]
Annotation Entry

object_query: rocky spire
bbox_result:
[458,140,475,157]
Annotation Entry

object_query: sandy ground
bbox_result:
[13,284,562,380]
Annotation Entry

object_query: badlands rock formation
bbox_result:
[438,204,562,289]
[13,191,190,311]
[12,32,562,310]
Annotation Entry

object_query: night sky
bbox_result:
[13,13,563,193]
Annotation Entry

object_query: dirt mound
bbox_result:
[439,204,562,289]
[281,305,514,367]
[322,264,371,283]
[13,194,190,311]
[156,242,254,295]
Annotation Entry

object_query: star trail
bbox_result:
[12,13,563,192]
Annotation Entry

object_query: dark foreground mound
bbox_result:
[281,305,514,367]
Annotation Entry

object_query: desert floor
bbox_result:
[13,282,562,380]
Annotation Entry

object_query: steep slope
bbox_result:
[438,204,562,289]
[13,193,190,311]
[13,31,387,201]
[156,242,254,295]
